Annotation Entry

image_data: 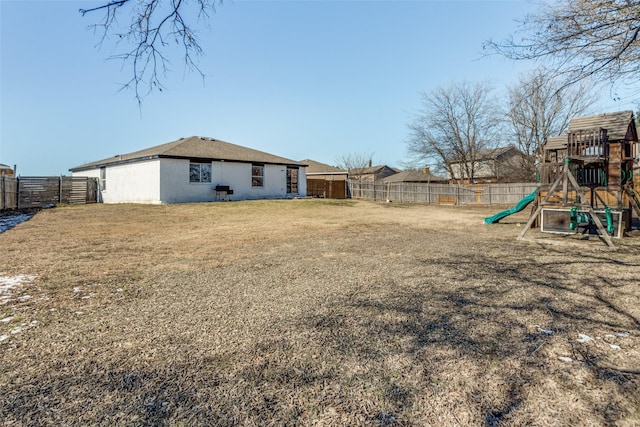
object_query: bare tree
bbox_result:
[407,81,501,183]
[335,152,374,181]
[485,0,640,91]
[80,0,222,104]
[504,68,596,181]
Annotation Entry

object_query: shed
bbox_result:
[69,136,307,204]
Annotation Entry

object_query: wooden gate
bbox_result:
[307,179,347,199]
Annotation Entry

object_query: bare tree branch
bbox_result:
[79,0,130,17]
[335,152,375,180]
[485,0,640,91]
[503,68,596,181]
[406,81,501,183]
[80,0,222,105]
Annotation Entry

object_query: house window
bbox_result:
[100,167,106,191]
[286,167,298,194]
[252,164,264,187]
[190,162,211,183]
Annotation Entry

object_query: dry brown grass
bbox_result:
[1,199,639,426]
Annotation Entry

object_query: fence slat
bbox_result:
[1,176,18,209]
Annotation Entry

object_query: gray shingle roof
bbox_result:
[568,110,636,141]
[70,136,306,171]
[360,165,392,174]
[450,146,518,163]
[379,169,447,183]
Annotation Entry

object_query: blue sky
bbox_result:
[1,0,638,176]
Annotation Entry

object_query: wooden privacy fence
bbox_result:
[349,181,538,205]
[1,176,18,210]
[0,176,98,210]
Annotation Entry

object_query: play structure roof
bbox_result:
[544,136,568,151]
[568,110,635,141]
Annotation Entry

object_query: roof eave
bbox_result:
[70,154,306,172]
[307,171,348,175]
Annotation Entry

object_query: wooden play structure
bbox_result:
[519,111,640,248]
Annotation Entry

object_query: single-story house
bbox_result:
[302,159,348,199]
[378,167,448,184]
[69,136,307,204]
[448,146,530,183]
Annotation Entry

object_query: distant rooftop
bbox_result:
[379,168,447,183]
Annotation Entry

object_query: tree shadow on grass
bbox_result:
[300,250,640,425]
[1,248,639,426]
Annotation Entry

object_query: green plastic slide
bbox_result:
[484,190,537,224]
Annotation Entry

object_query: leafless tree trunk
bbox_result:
[485,0,640,91]
[503,68,596,181]
[80,0,222,104]
[407,81,501,183]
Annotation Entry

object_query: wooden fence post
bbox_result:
[16,177,20,209]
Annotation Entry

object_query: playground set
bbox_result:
[485,111,640,248]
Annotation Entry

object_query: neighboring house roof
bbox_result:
[359,165,394,174]
[449,146,520,163]
[379,169,447,183]
[568,110,636,141]
[300,159,347,175]
[70,136,307,172]
[0,163,12,170]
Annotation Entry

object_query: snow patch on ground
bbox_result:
[0,275,36,304]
